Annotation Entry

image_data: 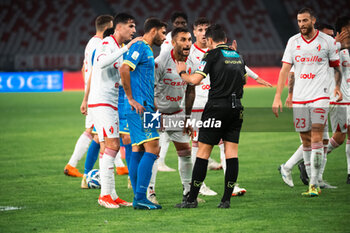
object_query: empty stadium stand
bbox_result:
[0,0,348,71]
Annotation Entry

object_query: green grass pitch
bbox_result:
[0,88,349,232]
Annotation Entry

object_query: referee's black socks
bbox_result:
[188,157,208,203]
[221,158,239,202]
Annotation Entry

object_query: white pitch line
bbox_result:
[0,206,23,211]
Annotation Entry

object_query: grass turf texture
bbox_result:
[0,88,349,232]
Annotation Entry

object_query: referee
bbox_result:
[175,24,247,208]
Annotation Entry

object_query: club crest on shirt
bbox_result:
[316,44,321,51]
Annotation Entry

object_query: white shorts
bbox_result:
[329,104,349,133]
[191,110,203,141]
[160,130,190,144]
[293,99,329,132]
[89,106,119,141]
[85,108,94,129]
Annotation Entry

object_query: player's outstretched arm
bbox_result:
[98,37,142,69]
[119,64,145,114]
[245,66,272,87]
[80,71,92,115]
[272,62,291,117]
[176,61,204,85]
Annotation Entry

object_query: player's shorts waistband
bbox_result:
[292,97,330,104]
[161,109,183,115]
[88,103,118,111]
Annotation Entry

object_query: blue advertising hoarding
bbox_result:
[0,71,63,93]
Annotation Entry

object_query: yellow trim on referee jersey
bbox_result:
[195,70,207,77]
[119,131,130,135]
[243,73,248,77]
[123,60,136,71]
[132,137,160,146]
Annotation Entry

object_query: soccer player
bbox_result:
[119,17,167,210]
[175,24,248,208]
[88,13,141,208]
[190,17,271,196]
[279,23,342,189]
[149,27,196,205]
[272,8,342,197]
[64,15,113,178]
[159,11,188,55]
[326,16,350,184]
[156,12,189,172]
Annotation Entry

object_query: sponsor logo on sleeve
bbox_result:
[131,51,139,60]
[198,61,206,71]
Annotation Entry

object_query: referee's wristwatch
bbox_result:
[178,71,186,76]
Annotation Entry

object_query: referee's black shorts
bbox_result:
[198,100,243,145]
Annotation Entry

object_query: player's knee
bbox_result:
[85,128,93,135]
[333,132,346,145]
[177,149,191,157]
[121,134,131,145]
[104,138,120,151]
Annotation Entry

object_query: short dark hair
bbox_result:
[335,16,350,33]
[205,24,226,43]
[95,15,113,32]
[171,11,188,23]
[144,17,167,33]
[317,23,334,31]
[194,17,210,28]
[171,27,190,39]
[103,28,114,38]
[297,7,315,18]
[113,13,135,28]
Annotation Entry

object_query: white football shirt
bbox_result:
[282,30,340,103]
[83,36,102,90]
[88,35,128,109]
[330,49,350,104]
[189,43,210,110]
[155,49,195,114]
[159,32,173,55]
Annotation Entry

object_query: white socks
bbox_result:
[68,131,92,167]
[114,151,125,167]
[285,145,303,171]
[346,140,350,174]
[219,143,226,172]
[178,156,192,195]
[158,132,170,165]
[100,148,118,199]
[327,137,340,154]
[191,146,198,166]
[310,143,323,186]
[149,159,158,188]
[303,146,312,178]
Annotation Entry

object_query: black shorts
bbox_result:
[198,100,243,145]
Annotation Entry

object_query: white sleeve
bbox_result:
[96,43,128,69]
[281,38,294,65]
[328,38,340,67]
[154,57,164,85]
[245,66,258,80]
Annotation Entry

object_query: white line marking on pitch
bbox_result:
[0,206,23,211]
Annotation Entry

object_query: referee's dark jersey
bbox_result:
[195,44,247,145]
